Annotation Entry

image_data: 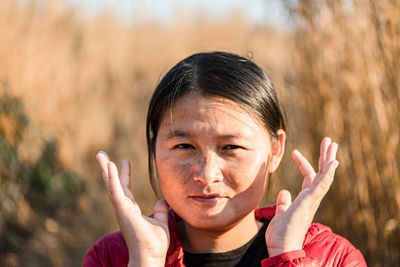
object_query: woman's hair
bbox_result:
[146,51,286,196]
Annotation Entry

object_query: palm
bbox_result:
[265,138,339,256]
[96,152,169,266]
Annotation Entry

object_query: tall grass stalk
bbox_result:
[287,1,400,265]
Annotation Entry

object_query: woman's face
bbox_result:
[155,92,281,230]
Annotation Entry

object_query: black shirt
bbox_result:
[183,219,269,267]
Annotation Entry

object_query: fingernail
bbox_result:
[98,151,110,160]
[334,160,339,168]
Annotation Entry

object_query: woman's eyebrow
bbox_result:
[219,134,242,139]
[166,131,249,140]
[166,130,192,140]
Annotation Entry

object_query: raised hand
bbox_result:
[96,151,170,267]
[265,137,339,257]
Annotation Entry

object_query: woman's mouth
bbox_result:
[189,194,228,204]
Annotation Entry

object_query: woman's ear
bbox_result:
[269,129,286,173]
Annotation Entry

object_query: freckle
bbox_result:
[168,161,193,185]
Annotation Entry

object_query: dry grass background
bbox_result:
[287,1,400,266]
[0,0,398,266]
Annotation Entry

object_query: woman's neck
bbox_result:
[178,210,262,253]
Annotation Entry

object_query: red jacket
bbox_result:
[82,206,367,266]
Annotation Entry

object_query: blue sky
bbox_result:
[65,0,291,28]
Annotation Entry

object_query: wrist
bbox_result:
[267,245,302,257]
[128,255,165,267]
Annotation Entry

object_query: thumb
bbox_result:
[275,190,292,215]
[153,199,169,225]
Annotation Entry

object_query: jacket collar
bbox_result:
[165,206,276,266]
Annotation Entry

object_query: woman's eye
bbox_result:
[222,145,242,150]
[174,144,195,150]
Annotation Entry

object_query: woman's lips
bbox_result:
[189,195,228,204]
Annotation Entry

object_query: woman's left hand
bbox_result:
[265,137,339,257]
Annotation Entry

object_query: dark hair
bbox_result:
[146,51,286,196]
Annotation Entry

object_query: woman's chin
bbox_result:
[179,211,239,231]
[186,219,230,231]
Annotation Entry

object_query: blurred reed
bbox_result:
[286,0,400,266]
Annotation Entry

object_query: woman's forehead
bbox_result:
[158,93,269,139]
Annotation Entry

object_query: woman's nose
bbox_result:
[193,151,223,185]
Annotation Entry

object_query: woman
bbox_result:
[82,52,366,266]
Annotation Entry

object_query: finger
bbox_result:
[323,142,338,171]
[96,151,110,183]
[292,150,316,188]
[275,190,292,215]
[153,199,169,225]
[313,160,339,197]
[96,150,110,162]
[107,161,129,208]
[120,159,131,189]
[318,137,331,170]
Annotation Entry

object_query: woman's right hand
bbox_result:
[96,151,170,267]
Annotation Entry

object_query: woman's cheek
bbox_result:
[227,156,264,188]
[159,158,193,193]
